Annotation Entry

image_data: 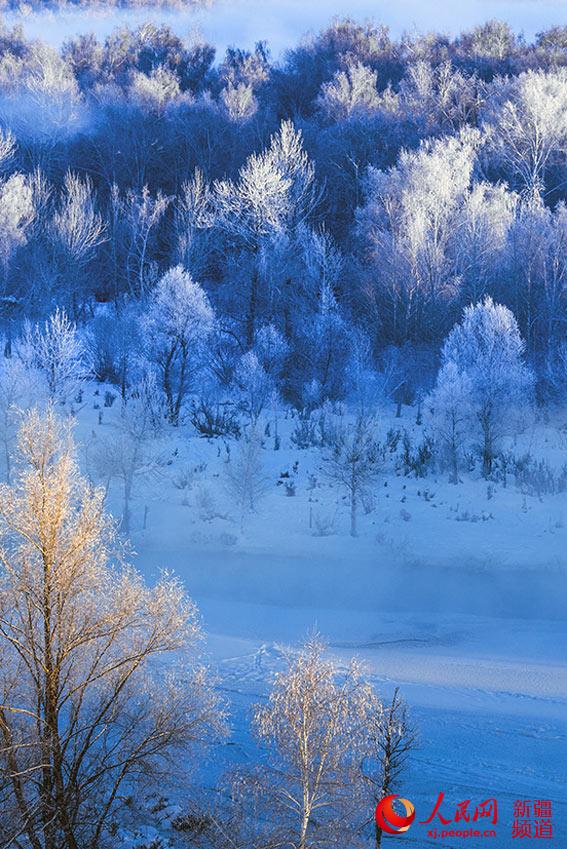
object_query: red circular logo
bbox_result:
[375,794,416,835]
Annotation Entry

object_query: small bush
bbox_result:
[190,399,241,439]
[311,511,336,536]
[494,452,567,496]
[398,432,434,478]
[171,812,212,834]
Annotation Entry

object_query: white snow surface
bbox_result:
[73,387,567,848]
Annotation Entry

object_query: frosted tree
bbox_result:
[459,19,517,59]
[398,60,481,136]
[215,151,287,347]
[0,43,84,150]
[482,68,567,200]
[90,301,143,397]
[357,130,479,342]
[428,361,473,484]
[91,377,165,533]
[284,228,350,403]
[234,350,276,425]
[0,165,35,353]
[120,185,170,299]
[50,171,106,318]
[20,307,91,405]
[322,416,382,536]
[214,121,319,345]
[449,182,516,305]
[254,323,289,380]
[535,204,567,353]
[225,430,267,531]
[0,408,223,849]
[252,637,381,849]
[0,356,39,483]
[129,66,180,114]
[441,297,534,477]
[0,171,35,290]
[1,169,52,330]
[506,201,567,355]
[317,61,381,120]
[174,168,216,278]
[302,225,343,296]
[363,688,418,849]
[222,81,258,121]
[542,341,567,403]
[144,266,214,424]
[0,128,15,174]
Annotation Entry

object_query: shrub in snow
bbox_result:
[291,404,345,451]
[196,485,227,522]
[495,451,567,497]
[398,431,435,479]
[291,409,322,449]
[190,396,241,438]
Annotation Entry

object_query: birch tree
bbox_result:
[0,408,223,849]
[20,307,91,405]
[482,69,567,201]
[322,416,382,536]
[50,172,106,318]
[440,297,534,477]
[252,638,380,849]
[144,265,214,424]
[225,430,267,531]
[428,361,473,484]
[214,121,319,346]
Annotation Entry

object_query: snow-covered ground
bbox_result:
[73,386,567,848]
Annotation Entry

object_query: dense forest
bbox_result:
[0,17,566,408]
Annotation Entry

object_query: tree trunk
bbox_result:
[482,421,493,479]
[299,806,310,849]
[3,437,10,484]
[123,476,132,533]
[173,345,188,426]
[162,345,177,424]
[246,268,258,349]
[449,441,459,485]
[375,822,383,849]
[350,492,357,537]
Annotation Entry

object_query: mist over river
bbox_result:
[5,0,566,56]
